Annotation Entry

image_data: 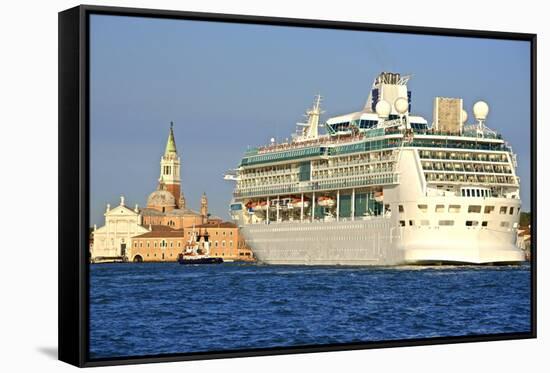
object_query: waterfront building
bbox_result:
[91,196,150,263]
[91,123,250,263]
[130,226,186,262]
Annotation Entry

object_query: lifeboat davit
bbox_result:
[317,196,336,208]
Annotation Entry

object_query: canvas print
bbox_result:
[88,14,532,359]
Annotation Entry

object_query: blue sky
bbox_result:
[90,14,531,226]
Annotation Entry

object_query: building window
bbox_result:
[448,205,461,213]
[417,204,428,213]
[484,206,495,214]
[435,204,445,213]
[509,207,514,215]
[170,242,173,247]
[465,221,479,227]
[154,242,157,247]
[420,220,430,226]
[439,220,454,226]
[468,205,481,213]
[215,241,218,247]
[482,221,488,227]
[398,205,404,213]
[409,220,414,226]
[499,206,507,214]
[222,241,226,247]
[500,221,510,228]
[229,241,233,247]
[399,220,406,227]
[147,241,150,248]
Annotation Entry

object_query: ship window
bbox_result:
[435,204,445,213]
[482,221,488,227]
[500,221,510,228]
[499,206,507,214]
[134,242,137,248]
[465,221,479,227]
[420,220,430,226]
[399,220,406,227]
[509,207,514,215]
[439,220,454,226]
[409,220,414,226]
[468,205,481,213]
[448,205,461,213]
[398,205,404,213]
[484,206,495,214]
[417,204,428,213]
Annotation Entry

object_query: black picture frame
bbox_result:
[58,4,537,368]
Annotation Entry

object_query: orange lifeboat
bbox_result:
[317,196,336,208]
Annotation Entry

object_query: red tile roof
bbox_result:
[133,229,184,239]
[195,221,237,229]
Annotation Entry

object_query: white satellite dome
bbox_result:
[375,100,391,119]
[461,109,468,124]
[473,101,489,121]
[394,97,408,115]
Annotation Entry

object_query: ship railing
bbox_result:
[234,173,399,198]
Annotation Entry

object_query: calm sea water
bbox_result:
[89,263,531,359]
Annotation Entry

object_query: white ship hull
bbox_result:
[241,217,524,266]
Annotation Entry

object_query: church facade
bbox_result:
[90,196,150,262]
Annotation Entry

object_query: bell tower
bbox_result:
[200,192,208,222]
[159,122,183,208]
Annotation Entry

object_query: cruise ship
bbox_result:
[225,72,525,265]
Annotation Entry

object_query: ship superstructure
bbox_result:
[226,72,525,265]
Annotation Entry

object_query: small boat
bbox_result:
[253,201,268,211]
[178,226,224,265]
[178,256,223,265]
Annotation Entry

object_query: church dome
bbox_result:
[147,190,176,209]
